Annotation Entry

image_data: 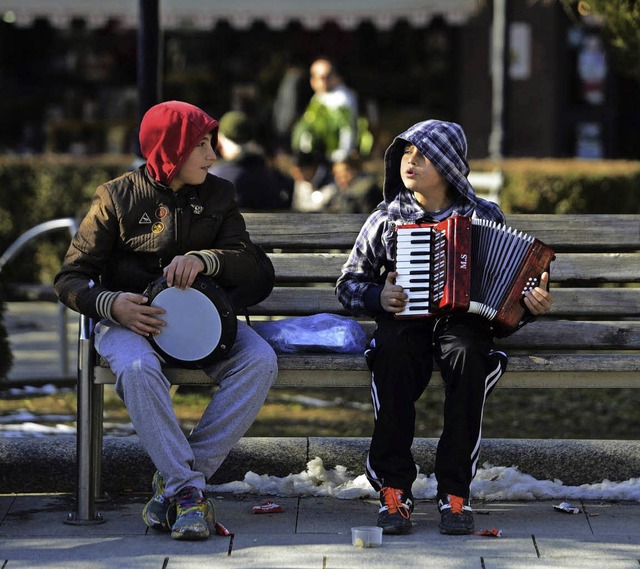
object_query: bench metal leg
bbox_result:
[66,315,105,525]
[91,379,104,502]
[57,302,70,378]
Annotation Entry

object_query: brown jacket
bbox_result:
[54,166,269,320]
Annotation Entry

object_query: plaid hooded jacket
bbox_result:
[335,120,506,318]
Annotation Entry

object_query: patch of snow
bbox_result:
[208,457,640,502]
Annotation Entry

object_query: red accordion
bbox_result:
[394,216,555,334]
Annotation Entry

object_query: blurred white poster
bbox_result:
[509,22,531,80]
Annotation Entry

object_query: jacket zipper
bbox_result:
[175,206,182,247]
[173,190,183,251]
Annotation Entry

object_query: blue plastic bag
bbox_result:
[253,314,367,354]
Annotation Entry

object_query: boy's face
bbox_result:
[400,143,448,198]
[170,133,217,191]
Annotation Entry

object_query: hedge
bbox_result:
[0,299,12,380]
[0,155,132,285]
[470,158,640,214]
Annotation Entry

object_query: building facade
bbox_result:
[0,0,637,159]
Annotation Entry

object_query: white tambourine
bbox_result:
[144,275,237,369]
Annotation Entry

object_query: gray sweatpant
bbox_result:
[94,319,277,498]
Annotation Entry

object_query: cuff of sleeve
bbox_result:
[186,250,220,276]
[363,284,384,314]
[97,291,121,321]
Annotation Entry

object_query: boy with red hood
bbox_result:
[55,101,277,541]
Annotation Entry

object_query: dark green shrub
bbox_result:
[470,159,640,214]
[0,299,13,380]
[0,155,132,285]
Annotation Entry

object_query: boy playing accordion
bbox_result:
[336,120,552,535]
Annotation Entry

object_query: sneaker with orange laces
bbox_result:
[377,486,414,534]
[438,493,474,535]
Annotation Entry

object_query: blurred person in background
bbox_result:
[291,58,359,164]
[211,111,293,210]
[322,152,383,213]
[272,61,312,154]
[289,150,335,212]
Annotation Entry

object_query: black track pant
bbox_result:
[365,314,507,499]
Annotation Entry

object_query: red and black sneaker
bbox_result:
[438,493,474,535]
[377,486,414,535]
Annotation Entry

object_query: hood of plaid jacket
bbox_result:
[382,120,478,218]
[139,100,219,186]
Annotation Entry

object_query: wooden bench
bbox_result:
[70,213,640,523]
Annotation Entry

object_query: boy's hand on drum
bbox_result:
[111,292,165,336]
[164,255,205,289]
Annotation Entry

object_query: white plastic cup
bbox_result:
[351,526,383,548]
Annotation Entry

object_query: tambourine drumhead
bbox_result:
[145,275,237,369]
[150,287,222,362]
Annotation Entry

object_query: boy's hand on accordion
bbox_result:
[381,271,408,313]
[523,271,553,316]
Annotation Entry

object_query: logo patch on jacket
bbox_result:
[152,222,165,234]
[139,213,152,224]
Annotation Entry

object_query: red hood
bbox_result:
[139,101,219,185]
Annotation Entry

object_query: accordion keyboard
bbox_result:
[394,226,447,316]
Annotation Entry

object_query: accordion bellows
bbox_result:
[394,216,555,334]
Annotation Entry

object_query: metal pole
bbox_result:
[489,0,508,160]
[137,0,161,125]
[57,302,69,377]
[66,316,104,524]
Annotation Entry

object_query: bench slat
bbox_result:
[94,320,640,374]
[274,369,640,389]
[244,214,640,251]
[504,215,640,251]
[93,352,640,387]
[95,320,640,378]
[498,320,640,348]
[550,253,640,283]
[268,253,640,283]
[250,287,640,318]
[273,353,639,373]
[544,289,640,317]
